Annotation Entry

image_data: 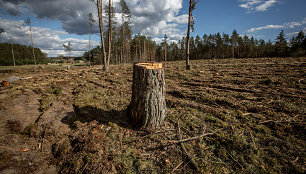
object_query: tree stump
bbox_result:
[128,62,166,130]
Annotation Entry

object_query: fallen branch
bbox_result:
[146,128,223,150]
[169,128,223,145]
[259,120,303,124]
[226,150,243,169]
[0,145,30,152]
[171,161,184,173]
[178,122,198,170]
[298,78,304,84]
[20,76,33,80]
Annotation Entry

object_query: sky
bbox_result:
[0,0,305,57]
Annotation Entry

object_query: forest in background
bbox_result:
[0,0,305,66]
[0,30,305,66]
[0,43,49,66]
[82,29,306,65]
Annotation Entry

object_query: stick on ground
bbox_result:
[177,121,198,170]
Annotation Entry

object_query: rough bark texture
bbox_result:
[97,0,107,70]
[129,62,166,130]
[185,0,192,70]
[29,26,36,66]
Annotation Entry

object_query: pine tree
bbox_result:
[63,42,72,59]
[90,0,107,70]
[230,29,238,58]
[120,0,131,64]
[215,32,222,58]
[88,13,95,66]
[186,0,199,70]
[107,0,112,70]
[11,41,15,66]
[275,30,287,57]
[24,18,36,66]
[162,34,168,61]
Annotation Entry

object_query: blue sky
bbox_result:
[0,0,305,57]
[192,0,305,41]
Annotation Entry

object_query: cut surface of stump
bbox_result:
[128,62,166,130]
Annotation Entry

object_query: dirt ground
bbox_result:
[0,57,305,173]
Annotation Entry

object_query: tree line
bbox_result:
[0,43,48,66]
[83,29,306,64]
[84,0,305,70]
[0,17,45,66]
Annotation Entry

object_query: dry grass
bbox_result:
[0,57,305,173]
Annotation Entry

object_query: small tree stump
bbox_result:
[128,62,166,130]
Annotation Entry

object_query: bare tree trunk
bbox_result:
[122,13,125,64]
[29,26,36,66]
[106,0,112,71]
[128,62,166,130]
[115,45,118,64]
[186,0,192,70]
[139,40,141,62]
[144,39,146,60]
[97,0,107,69]
[148,42,151,61]
[125,44,127,63]
[89,21,91,66]
[11,43,15,66]
[164,45,167,61]
[136,40,138,61]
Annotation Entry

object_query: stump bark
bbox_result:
[128,62,166,130]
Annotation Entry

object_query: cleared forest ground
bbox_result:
[0,57,305,173]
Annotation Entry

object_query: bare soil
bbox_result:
[0,57,305,173]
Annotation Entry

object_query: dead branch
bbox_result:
[0,145,30,152]
[259,120,303,124]
[169,128,223,145]
[226,150,243,169]
[298,78,304,84]
[146,128,223,150]
[177,121,198,170]
[171,161,184,173]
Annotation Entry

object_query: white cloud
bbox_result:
[0,0,190,57]
[239,0,278,12]
[0,0,188,42]
[286,29,306,37]
[285,22,301,28]
[247,19,305,32]
[0,17,99,57]
[128,0,187,41]
[152,37,162,44]
[255,0,277,11]
[247,24,282,32]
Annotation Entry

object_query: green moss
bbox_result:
[114,147,137,173]
[21,123,36,137]
[39,94,56,112]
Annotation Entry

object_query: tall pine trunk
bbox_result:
[122,13,125,64]
[29,26,36,66]
[164,45,167,61]
[97,0,107,70]
[106,0,112,71]
[144,39,146,60]
[11,43,15,66]
[88,20,91,66]
[185,0,192,70]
